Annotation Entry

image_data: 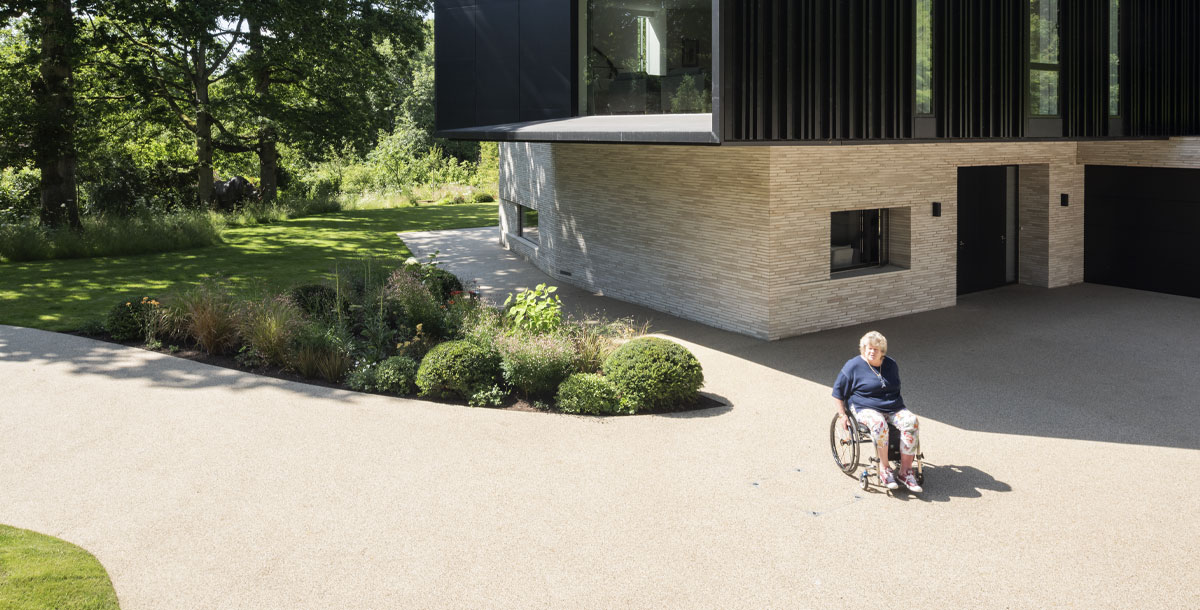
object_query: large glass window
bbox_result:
[1029,0,1060,117]
[585,0,712,116]
[831,210,889,273]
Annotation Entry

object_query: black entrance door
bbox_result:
[957,166,1009,295]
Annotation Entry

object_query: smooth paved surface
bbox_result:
[1,226,1198,609]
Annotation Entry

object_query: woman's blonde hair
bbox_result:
[859,331,888,355]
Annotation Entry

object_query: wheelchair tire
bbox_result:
[830,413,859,476]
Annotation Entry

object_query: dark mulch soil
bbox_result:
[66,331,726,416]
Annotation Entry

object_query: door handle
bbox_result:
[958,240,965,247]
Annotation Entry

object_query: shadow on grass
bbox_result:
[0,205,498,331]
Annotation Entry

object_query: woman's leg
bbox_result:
[887,409,920,476]
[854,409,892,476]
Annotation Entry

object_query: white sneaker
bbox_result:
[879,468,899,490]
[901,471,923,493]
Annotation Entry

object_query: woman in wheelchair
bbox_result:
[832,331,923,493]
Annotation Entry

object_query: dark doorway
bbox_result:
[957,166,1017,295]
[1085,166,1200,298]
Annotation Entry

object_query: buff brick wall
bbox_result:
[500,137,1200,339]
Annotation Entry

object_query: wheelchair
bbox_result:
[830,410,925,492]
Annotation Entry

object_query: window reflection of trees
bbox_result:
[585,0,712,115]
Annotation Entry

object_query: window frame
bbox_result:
[830,208,890,274]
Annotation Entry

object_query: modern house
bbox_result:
[434,0,1200,340]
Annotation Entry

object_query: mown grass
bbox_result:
[0,203,498,331]
[0,525,121,610]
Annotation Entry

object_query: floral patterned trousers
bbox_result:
[853,408,919,456]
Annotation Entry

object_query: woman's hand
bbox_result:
[833,398,850,430]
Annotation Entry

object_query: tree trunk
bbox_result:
[249,20,277,203]
[35,0,80,230]
[193,39,214,205]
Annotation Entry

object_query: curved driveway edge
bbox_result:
[2,276,1199,608]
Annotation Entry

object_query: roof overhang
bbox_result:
[436,113,720,145]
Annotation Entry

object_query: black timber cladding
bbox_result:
[934,0,1024,139]
[1061,0,1111,137]
[434,0,574,131]
[723,0,916,141]
[1123,0,1200,137]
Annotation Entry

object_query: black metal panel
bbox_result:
[723,0,914,142]
[518,0,573,121]
[1085,165,1200,298]
[934,0,1023,139]
[435,1,477,131]
[475,0,520,126]
[1124,0,1200,136]
[434,0,573,132]
[1062,0,1110,137]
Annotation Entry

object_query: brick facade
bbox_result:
[498,138,1200,340]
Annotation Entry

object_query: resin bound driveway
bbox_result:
[1,227,1197,609]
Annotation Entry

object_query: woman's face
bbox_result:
[862,343,884,366]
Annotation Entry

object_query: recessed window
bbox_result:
[584,0,712,116]
[516,204,539,244]
[1029,0,1060,117]
[831,209,889,273]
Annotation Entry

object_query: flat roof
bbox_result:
[436,113,719,145]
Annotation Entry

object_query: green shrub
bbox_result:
[496,332,577,399]
[472,192,495,203]
[288,283,339,320]
[503,283,562,334]
[175,280,240,355]
[469,384,508,407]
[238,296,304,367]
[601,337,704,413]
[415,340,501,400]
[556,373,624,415]
[385,267,446,338]
[564,316,647,373]
[458,306,505,351]
[421,267,464,302]
[291,322,354,382]
[77,318,106,336]
[346,361,379,392]
[375,355,419,395]
[105,296,161,342]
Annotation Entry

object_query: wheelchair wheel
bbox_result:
[830,413,859,476]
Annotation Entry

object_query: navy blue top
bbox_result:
[832,355,905,414]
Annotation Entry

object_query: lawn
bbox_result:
[0,525,121,610]
[0,204,498,331]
